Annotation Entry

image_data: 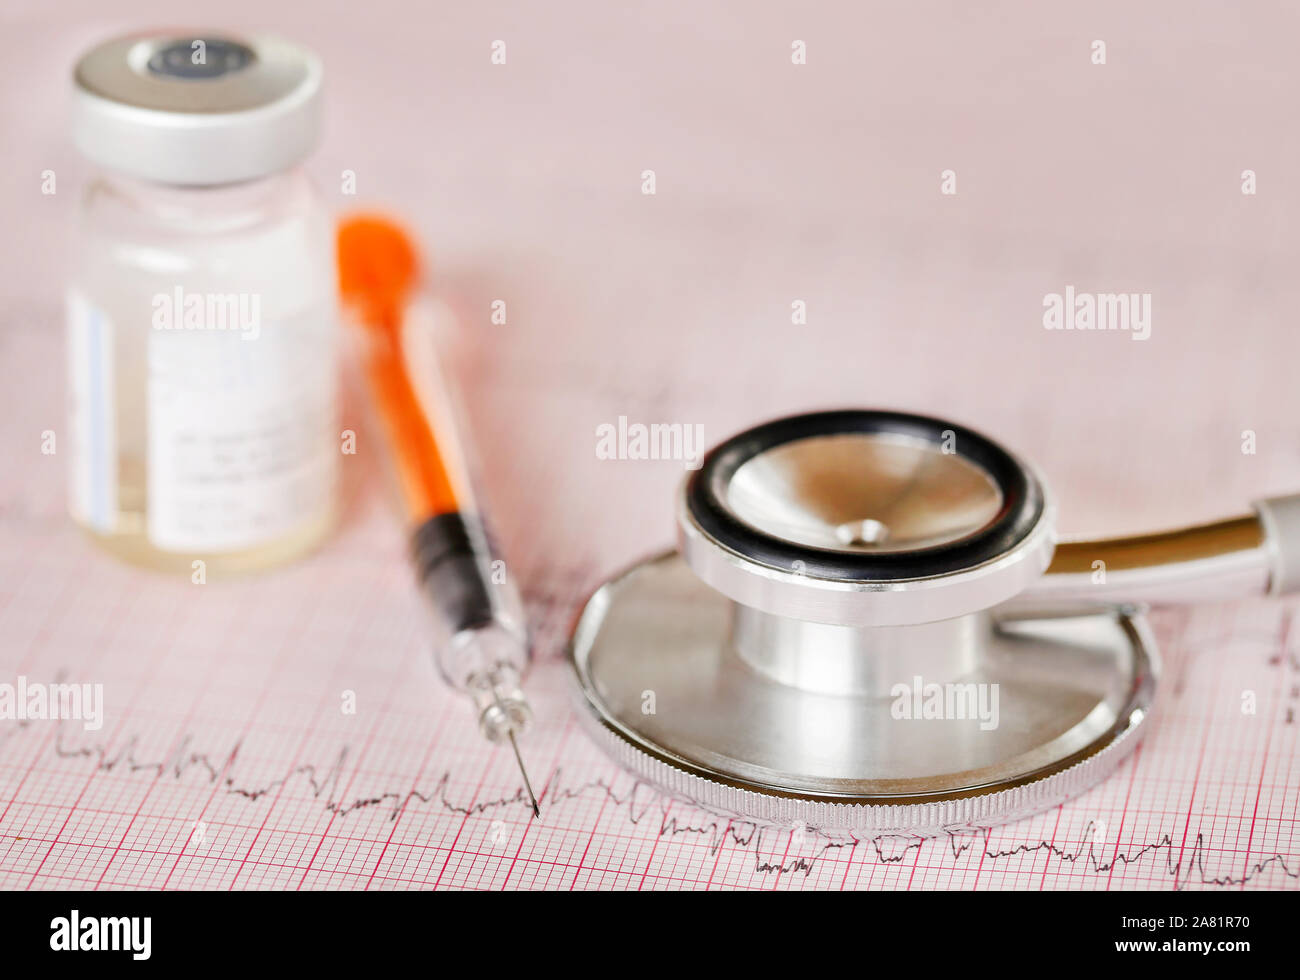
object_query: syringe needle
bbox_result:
[484,680,541,819]
[507,728,541,819]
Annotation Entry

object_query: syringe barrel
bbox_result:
[411,511,531,739]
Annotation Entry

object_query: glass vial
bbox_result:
[69,33,338,575]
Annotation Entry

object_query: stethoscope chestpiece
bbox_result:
[569,409,1157,836]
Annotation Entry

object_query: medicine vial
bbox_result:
[68,33,339,574]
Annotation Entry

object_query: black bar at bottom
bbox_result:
[0,888,1287,967]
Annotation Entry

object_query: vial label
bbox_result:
[146,312,337,553]
[66,290,118,532]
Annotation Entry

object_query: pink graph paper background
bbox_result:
[1,1,1298,888]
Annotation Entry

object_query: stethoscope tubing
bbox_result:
[1013,496,1300,610]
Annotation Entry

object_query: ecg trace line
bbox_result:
[17,721,1295,889]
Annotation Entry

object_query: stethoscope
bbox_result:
[568,409,1300,835]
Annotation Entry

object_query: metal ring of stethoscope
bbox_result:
[568,409,1300,836]
[678,410,1057,629]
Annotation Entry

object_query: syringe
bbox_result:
[338,215,541,818]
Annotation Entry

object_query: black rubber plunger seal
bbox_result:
[411,512,496,633]
[685,409,1044,582]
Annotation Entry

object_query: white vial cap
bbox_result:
[72,32,323,186]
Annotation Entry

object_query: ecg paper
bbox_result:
[0,310,1297,893]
